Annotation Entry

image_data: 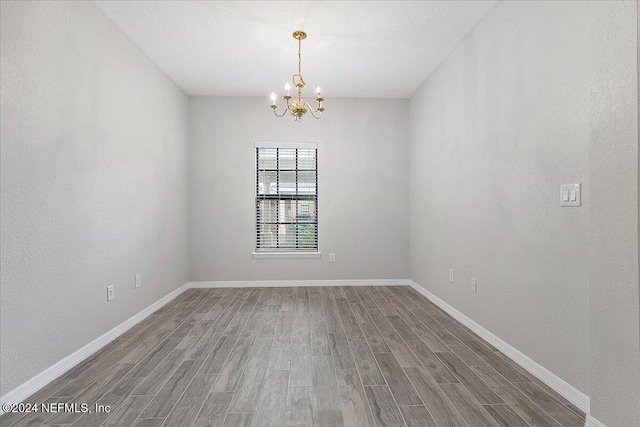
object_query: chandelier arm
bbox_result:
[305,103,322,119]
[305,101,323,113]
[272,106,289,118]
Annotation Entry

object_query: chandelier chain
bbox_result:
[298,36,302,77]
[293,35,305,101]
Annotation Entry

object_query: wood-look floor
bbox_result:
[0,286,586,427]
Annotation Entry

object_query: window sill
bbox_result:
[252,251,322,259]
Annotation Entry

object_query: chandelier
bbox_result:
[270,31,325,122]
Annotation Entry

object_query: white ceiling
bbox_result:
[95,1,496,98]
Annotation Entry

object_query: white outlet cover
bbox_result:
[135,274,141,288]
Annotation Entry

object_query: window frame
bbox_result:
[252,142,320,259]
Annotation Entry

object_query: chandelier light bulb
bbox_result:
[270,92,276,105]
[285,82,290,95]
[316,85,321,95]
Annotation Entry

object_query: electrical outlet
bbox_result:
[329,253,336,263]
[107,285,114,301]
[449,269,454,283]
[135,274,141,289]
[471,278,477,293]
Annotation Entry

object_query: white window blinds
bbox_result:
[255,142,318,252]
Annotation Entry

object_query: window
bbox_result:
[255,142,318,256]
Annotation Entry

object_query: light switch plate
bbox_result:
[560,183,581,207]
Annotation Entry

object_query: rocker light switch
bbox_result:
[560,184,581,207]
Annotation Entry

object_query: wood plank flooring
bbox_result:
[0,286,586,427]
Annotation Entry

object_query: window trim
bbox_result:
[254,142,318,256]
[252,251,321,259]
[255,141,318,149]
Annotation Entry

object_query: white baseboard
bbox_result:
[188,279,409,288]
[0,282,190,414]
[584,414,606,427]
[408,280,591,416]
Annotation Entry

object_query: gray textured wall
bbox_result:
[409,1,639,418]
[587,2,640,426]
[189,97,410,282]
[0,1,190,396]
